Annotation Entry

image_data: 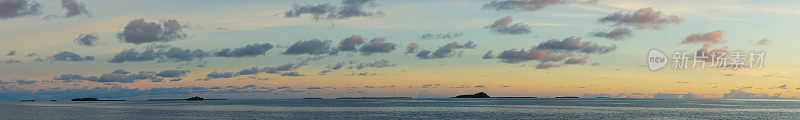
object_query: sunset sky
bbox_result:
[0,0,797,101]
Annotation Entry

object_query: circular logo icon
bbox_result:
[648,49,666,71]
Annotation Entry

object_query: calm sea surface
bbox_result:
[2,98,800,119]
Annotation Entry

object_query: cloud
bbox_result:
[51,51,94,62]
[484,16,531,35]
[214,43,273,57]
[406,43,418,53]
[53,70,159,83]
[420,32,464,39]
[109,46,208,63]
[416,41,477,59]
[74,33,99,46]
[482,0,564,12]
[284,0,384,20]
[4,59,20,63]
[206,72,236,78]
[535,37,616,54]
[598,7,682,30]
[496,48,556,63]
[482,50,495,59]
[353,59,394,69]
[535,62,559,69]
[755,38,771,46]
[117,19,187,44]
[680,30,723,44]
[236,67,261,76]
[564,56,588,64]
[13,79,36,85]
[281,71,306,77]
[592,27,632,40]
[6,50,14,56]
[307,87,322,89]
[337,35,364,51]
[723,89,782,99]
[327,62,345,70]
[156,70,189,77]
[0,0,42,19]
[358,38,396,55]
[695,43,727,62]
[283,39,332,55]
[61,0,90,18]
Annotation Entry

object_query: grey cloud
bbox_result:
[4,59,20,63]
[598,7,682,30]
[53,70,158,83]
[6,50,14,56]
[25,53,36,57]
[109,47,207,63]
[337,35,364,51]
[156,70,189,77]
[112,69,130,74]
[535,37,616,54]
[592,27,632,40]
[74,33,99,46]
[416,41,477,59]
[0,0,42,19]
[482,50,495,59]
[420,32,464,39]
[485,16,531,35]
[285,0,384,20]
[327,62,345,70]
[354,59,394,69]
[281,71,305,77]
[14,79,36,85]
[681,30,723,44]
[52,51,94,62]
[117,19,187,44]
[236,67,261,76]
[358,38,396,55]
[206,72,236,78]
[214,43,273,57]
[283,39,332,55]
[61,0,90,18]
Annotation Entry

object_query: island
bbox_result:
[555,97,580,98]
[71,98,126,101]
[147,96,227,101]
[454,92,491,98]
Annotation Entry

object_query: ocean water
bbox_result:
[2,98,800,119]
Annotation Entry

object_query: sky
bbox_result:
[0,0,797,101]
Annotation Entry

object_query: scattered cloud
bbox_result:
[214,43,273,57]
[337,35,364,51]
[755,38,771,46]
[283,39,332,55]
[0,0,42,19]
[406,43,418,53]
[417,41,477,59]
[51,51,94,62]
[6,50,15,56]
[284,0,384,20]
[358,38,396,55]
[61,0,91,18]
[485,16,531,35]
[681,30,723,44]
[74,33,99,46]
[155,70,189,77]
[723,89,782,99]
[592,27,632,40]
[482,50,495,59]
[117,19,187,44]
[420,32,464,39]
[598,7,682,30]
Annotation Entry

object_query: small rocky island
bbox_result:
[454,92,491,98]
[186,96,203,101]
[71,98,126,101]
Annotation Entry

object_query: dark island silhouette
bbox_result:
[454,92,491,98]
[71,98,126,101]
[147,96,227,101]
[453,92,537,98]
